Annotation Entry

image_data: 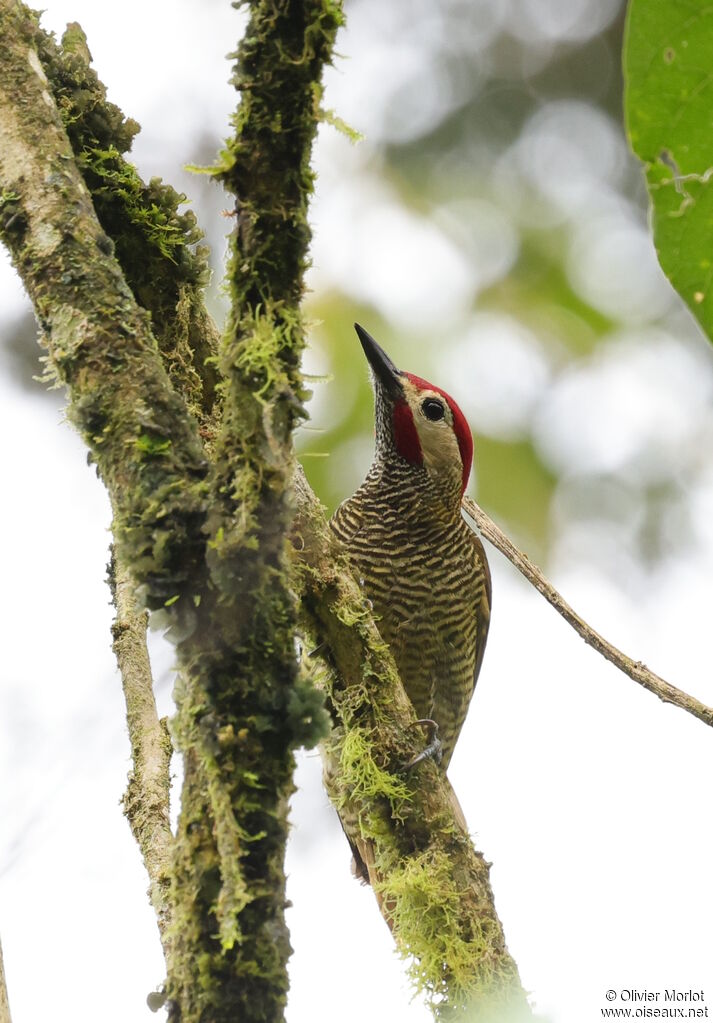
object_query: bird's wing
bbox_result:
[329,495,365,546]
[470,530,492,693]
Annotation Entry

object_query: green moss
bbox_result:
[169,631,300,1019]
[35,20,220,423]
[220,0,345,318]
[329,714,488,1006]
[135,432,172,457]
[380,849,495,1009]
[317,105,363,142]
[334,599,371,629]
[337,726,411,811]
[322,689,525,1016]
[312,79,363,143]
[80,145,187,261]
[185,147,237,177]
[227,308,301,396]
[327,709,526,1018]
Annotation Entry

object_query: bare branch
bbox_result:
[0,939,11,1023]
[109,552,174,951]
[463,497,713,729]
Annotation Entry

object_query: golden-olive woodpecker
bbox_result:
[330,324,491,770]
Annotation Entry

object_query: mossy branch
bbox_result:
[37,20,221,428]
[292,467,532,1021]
[108,550,174,952]
[463,497,713,729]
[163,4,342,1021]
[0,0,209,613]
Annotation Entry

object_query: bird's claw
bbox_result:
[403,718,443,771]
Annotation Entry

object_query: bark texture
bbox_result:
[109,552,173,948]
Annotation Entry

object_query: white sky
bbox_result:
[1,3,712,1023]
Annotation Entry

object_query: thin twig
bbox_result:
[463,496,713,729]
[0,938,11,1023]
[109,553,174,949]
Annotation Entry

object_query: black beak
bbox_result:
[354,323,403,398]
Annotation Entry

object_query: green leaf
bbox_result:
[624,0,713,340]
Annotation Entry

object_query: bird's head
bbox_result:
[355,322,473,505]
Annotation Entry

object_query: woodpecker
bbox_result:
[330,324,491,770]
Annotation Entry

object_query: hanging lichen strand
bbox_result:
[167,4,342,1022]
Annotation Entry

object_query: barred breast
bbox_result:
[330,467,491,769]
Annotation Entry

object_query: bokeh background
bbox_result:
[1,1,712,1021]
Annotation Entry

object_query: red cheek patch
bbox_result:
[392,400,423,465]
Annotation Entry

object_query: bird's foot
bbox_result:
[403,719,443,771]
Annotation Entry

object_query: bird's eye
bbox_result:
[421,398,445,422]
